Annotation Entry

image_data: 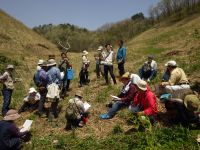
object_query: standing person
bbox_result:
[94,46,105,78]
[0,109,31,150]
[139,55,157,82]
[58,52,70,98]
[100,72,137,119]
[46,59,61,121]
[33,61,48,117]
[79,50,90,87]
[0,65,15,116]
[116,40,126,77]
[102,43,117,85]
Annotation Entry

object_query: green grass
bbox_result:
[22,125,199,150]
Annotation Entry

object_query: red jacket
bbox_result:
[133,88,157,116]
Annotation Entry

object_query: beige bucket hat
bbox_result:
[3,109,21,121]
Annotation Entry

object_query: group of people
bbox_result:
[0,40,200,149]
[80,40,126,86]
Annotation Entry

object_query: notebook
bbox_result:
[20,119,33,132]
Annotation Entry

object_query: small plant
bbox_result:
[112,124,123,134]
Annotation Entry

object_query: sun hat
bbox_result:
[121,72,130,79]
[165,60,177,67]
[37,59,44,65]
[97,46,104,51]
[41,61,48,67]
[6,64,14,70]
[136,80,147,91]
[130,74,141,85]
[3,109,21,121]
[184,94,200,113]
[83,50,89,55]
[29,87,37,94]
[48,59,57,66]
[75,90,83,98]
[148,54,154,59]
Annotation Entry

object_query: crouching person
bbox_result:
[129,80,158,123]
[0,110,31,150]
[65,91,89,130]
[100,72,137,119]
[19,87,40,113]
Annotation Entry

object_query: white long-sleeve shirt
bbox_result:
[104,50,114,66]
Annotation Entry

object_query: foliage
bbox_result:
[112,124,124,134]
[23,126,199,150]
[0,54,18,73]
[149,0,200,22]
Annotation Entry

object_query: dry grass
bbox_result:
[0,10,200,149]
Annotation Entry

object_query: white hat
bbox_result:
[3,109,21,121]
[83,50,89,55]
[165,60,177,67]
[29,87,37,94]
[97,46,103,51]
[130,74,141,85]
[6,64,14,69]
[48,59,57,66]
[136,80,147,91]
[38,59,45,65]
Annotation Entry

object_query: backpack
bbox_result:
[66,69,74,80]
[33,71,41,87]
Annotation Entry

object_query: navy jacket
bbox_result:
[0,120,26,150]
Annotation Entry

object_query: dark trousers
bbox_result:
[2,89,13,116]
[139,68,157,80]
[50,98,59,118]
[79,68,89,86]
[107,101,128,117]
[19,101,39,113]
[38,88,47,114]
[61,79,70,98]
[118,62,125,76]
[96,64,104,78]
[104,65,117,84]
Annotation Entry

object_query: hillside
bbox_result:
[0,9,200,150]
[22,14,200,149]
[0,10,60,88]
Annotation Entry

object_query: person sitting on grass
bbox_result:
[129,80,158,123]
[65,90,89,130]
[18,87,41,113]
[139,55,157,82]
[100,72,137,119]
[0,109,31,150]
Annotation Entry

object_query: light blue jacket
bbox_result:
[47,66,61,85]
[116,46,126,62]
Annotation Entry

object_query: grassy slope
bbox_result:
[0,10,199,149]
[0,10,60,109]
[22,14,200,149]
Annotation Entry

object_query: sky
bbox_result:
[0,0,160,31]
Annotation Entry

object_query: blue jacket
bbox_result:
[47,66,61,85]
[116,46,126,62]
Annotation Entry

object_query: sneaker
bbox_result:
[100,114,111,119]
